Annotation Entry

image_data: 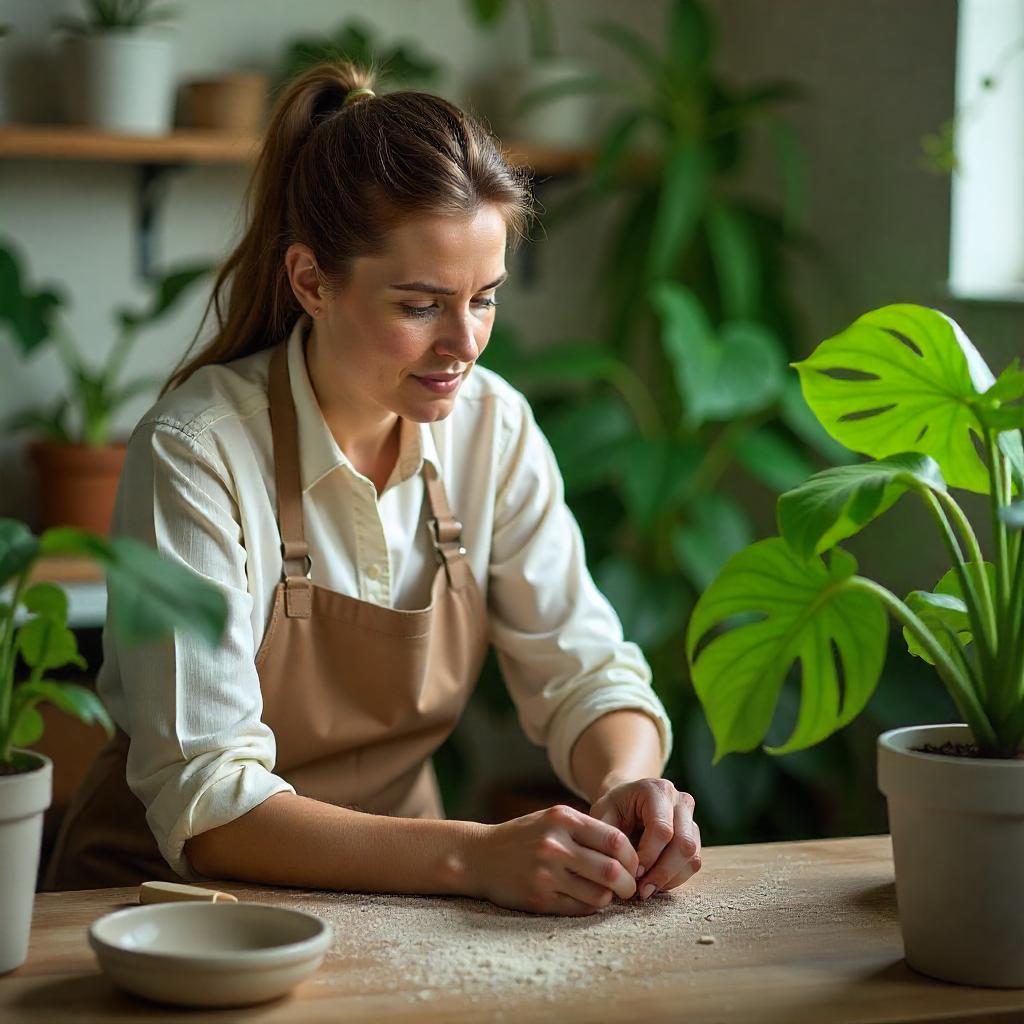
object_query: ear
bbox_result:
[284,243,325,315]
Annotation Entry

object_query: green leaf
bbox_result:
[515,75,622,118]
[651,280,716,425]
[612,437,701,533]
[0,242,65,356]
[779,374,857,465]
[464,0,507,28]
[10,706,43,747]
[686,539,888,761]
[777,452,946,560]
[667,0,716,86]
[513,341,624,385]
[973,359,1024,431]
[15,617,87,672]
[21,582,68,622]
[105,536,228,649]
[733,426,815,492]
[792,304,997,493]
[903,562,995,665]
[11,679,114,736]
[647,139,710,280]
[540,397,635,494]
[0,519,39,585]
[672,491,754,591]
[589,20,663,89]
[39,526,113,562]
[766,115,807,232]
[705,200,760,321]
[594,556,690,650]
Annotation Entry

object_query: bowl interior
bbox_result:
[91,903,328,958]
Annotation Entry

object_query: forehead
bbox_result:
[364,206,507,280]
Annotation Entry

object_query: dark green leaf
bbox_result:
[0,519,39,585]
[540,397,635,493]
[10,706,43,747]
[733,427,815,492]
[647,140,710,280]
[705,200,760,321]
[777,452,946,559]
[613,436,701,532]
[671,491,753,591]
[0,241,65,356]
[594,556,691,649]
[21,582,68,622]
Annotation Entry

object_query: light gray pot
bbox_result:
[60,29,176,135]
[877,723,1024,988]
[0,750,52,975]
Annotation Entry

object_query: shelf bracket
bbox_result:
[136,162,186,282]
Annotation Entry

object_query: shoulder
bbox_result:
[131,347,275,453]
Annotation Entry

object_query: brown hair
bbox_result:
[162,60,536,394]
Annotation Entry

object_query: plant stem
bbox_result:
[986,431,1015,730]
[846,575,998,750]
[916,486,995,698]
[608,364,663,437]
[0,568,30,764]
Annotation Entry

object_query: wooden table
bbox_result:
[2,835,1022,1023]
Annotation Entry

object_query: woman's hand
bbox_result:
[591,778,701,901]
[472,804,640,916]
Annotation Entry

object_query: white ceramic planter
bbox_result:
[493,57,598,149]
[60,29,176,135]
[877,723,1024,988]
[0,750,53,975]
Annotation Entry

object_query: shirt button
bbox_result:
[366,563,382,581]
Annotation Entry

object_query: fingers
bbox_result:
[634,781,679,875]
[571,806,640,876]
[638,798,701,899]
[567,841,637,900]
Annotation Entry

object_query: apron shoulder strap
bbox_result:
[422,460,466,576]
[268,341,312,618]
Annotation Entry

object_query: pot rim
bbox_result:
[0,748,53,778]
[878,722,1023,766]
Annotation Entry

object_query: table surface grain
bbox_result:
[2,834,1022,1024]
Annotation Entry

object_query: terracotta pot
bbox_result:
[28,440,127,535]
[0,750,52,974]
[182,73,268,133]
[878,723,1024,987]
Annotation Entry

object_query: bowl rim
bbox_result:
[87,900,332,969]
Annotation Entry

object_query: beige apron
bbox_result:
[43,341,489,890]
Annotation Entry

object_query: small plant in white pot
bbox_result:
[54,0,180,135]
[685,303,1024,988]
[0,518,226,974]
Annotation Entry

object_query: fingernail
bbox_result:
[637,865,646,879]
[641,883,655,900]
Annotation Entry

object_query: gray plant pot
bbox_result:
[878,723,1024,987]
[0,750,52,974]
[60,29,176,135]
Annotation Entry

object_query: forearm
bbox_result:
[569,708,665,804]
[183,791,489,897]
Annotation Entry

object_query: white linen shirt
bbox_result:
[97,314,673,880]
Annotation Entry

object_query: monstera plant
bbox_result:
[685,302,1024,989]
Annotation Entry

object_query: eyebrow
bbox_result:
[389,271,509,295]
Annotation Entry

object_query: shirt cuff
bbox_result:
[155,763,297,881]
[546,688,674,802]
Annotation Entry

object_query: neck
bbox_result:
[303,320,399,466]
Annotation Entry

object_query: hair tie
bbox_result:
[343,87,376,108]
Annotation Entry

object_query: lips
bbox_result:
[415,371,462,382]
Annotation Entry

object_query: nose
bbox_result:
[434,308,482,364]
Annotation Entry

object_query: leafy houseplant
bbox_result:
[54,1,181,135]
[0,517,227,973]
[685,303,1024,987]
[0,239,210,533]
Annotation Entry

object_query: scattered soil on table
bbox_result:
[236,850,899,1008]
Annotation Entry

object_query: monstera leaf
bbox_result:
[904,562,996,666]
[685,538,887,762]
[777,452,946,559]
[792,304,999,493]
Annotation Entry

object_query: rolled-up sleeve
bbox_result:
[106,420,295,880]
[486,391,673,800]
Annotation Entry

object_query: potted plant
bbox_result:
[463,0,599,148]
[0,517,227,973]
[0,238,211,534]
[53,0,180,135]
[685,303,1024,987]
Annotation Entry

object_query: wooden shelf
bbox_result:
[28,554,105,585]
[0,124,602,175]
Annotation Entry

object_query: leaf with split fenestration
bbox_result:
[792,304,997,493]
[685,538,887,762]
[777,452,946,559]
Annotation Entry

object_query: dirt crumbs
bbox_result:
[912,741,1024,760]
[274,859,817,1003]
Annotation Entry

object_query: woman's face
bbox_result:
[290,205,508,425]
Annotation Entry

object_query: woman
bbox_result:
[44,62,701,916]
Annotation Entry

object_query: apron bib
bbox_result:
[43,341,488,890]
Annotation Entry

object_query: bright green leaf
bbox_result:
[792,304,997,493]
[21,582,68,622]
[686,538,888,761]
[779,374,857,465]
[15,617,87,671]
[902,562,995,665]
[10,706,43,747]
[11,679,114,736]
[777,452,946,559]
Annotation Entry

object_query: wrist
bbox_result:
[437,819,493,899]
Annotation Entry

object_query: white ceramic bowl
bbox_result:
[88,902,333,1007]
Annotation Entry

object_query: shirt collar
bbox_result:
[284,314,442,494]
